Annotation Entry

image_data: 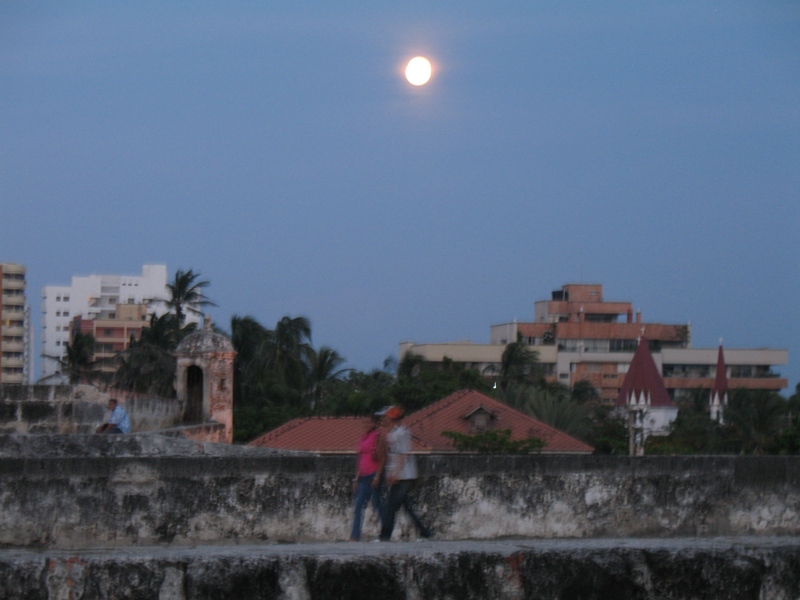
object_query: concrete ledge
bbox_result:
[1,538,799,599]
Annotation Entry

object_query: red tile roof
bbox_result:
[615,337,673,408]
[248,416,375,453]
[403,390,593,454]
[248,390,593,454]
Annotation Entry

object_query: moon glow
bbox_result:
[405,57,432,86]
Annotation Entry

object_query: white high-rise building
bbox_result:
[39,265,198,382]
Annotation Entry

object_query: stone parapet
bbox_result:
[1,436,799,548]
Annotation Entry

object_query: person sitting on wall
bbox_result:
[96,399,131,434]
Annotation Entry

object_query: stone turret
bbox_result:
[174,317,236,443]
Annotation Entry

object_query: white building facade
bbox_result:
[39,265,196,382]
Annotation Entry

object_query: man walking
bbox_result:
[378,405,432,541]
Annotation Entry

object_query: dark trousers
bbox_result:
[379,479,431,541]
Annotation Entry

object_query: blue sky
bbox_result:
[2,2,799,390]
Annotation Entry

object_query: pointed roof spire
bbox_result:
[615,337,673,408]
[712,343,728,397]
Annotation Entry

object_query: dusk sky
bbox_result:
[2,2,799,390]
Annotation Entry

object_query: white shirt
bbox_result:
[387,425,417,480]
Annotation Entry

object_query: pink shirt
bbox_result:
[356,429,380,477]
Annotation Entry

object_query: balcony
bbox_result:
[2,325,25,337]
[663,376,789,392]
[1,355,24,368]
[1,294,24,306]
[2,278,25,290]
[1,371,25,384]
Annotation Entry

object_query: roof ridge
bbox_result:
[404,389,476,424]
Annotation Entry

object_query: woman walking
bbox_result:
[349,414,384,541]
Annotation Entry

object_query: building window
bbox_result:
[610,339,637,352]
[731,365,754,378]
[472,413,489,431]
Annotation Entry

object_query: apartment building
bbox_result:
[40,264,185,381]
[1,263,33,384]
[70,303,150,375]
[399,283,788,402]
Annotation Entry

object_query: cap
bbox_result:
[386,406,404,420]
[375,405,404,419]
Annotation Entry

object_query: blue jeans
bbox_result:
[350,473,383,541]
[379,479,431,541]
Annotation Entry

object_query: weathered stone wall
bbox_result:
[3,538,800,600]
[0,385,186,435]
[1,435,799,548]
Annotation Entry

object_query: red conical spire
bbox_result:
[615,337,673,408]
[709,344,728,422]
[712,344,728,397]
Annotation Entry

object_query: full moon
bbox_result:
[405,56,432,86]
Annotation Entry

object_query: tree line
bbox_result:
[53,269,800,453]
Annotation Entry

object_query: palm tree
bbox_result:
[154,268,217,326]
[52,332,108,386]
[112,313,181,396]
[232,315,314,407]
[266,316,314,396]
[499,337,539,392]
[230,315,272,406]
[307,346,351,409]
[518,384,593,440]
[724,389,788,454]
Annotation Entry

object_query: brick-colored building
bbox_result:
[400,283,788,403]
[70,303,150,374]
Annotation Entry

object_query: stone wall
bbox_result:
[0,385,187,435]
[3,538,800,600]
[1,435,799,548]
